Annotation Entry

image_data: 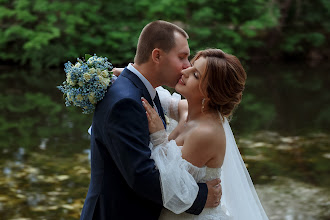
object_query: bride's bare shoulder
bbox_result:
[181,120,226,167]
[194,120,225,145]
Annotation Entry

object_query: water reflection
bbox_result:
[239,131,330,187]
[257,178,330,220]
[0,132,328,219]
[232,62,330,135]
[0,148,90,220]
[0,63,329,219]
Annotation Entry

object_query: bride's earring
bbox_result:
[201,98,205,112]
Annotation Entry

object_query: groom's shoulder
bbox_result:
[95,80,141,117]
[105,74,142,104]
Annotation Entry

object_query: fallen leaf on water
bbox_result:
[13,172,26,178]
[323,153,330,159]
[0,196,8,202]
[47,205,59,210]
[31,205,47,212]
[71,199,84,209]
[37,175,56,183]
[280,137,296,143]
[276,144,293,150]
[250,142,272,148]
[24,166,40,174]
[73,166,89,175]
[47,191,68,196]
[56,175,70,181]
[243,154,266,161]
[16,194,26,199]
[61,204,74,210]
[10,218,31,220]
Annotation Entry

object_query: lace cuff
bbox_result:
[156,86,181,121]
[150,139,206,214]
[150,129,168,147]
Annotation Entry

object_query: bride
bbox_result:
[139,48,268,219]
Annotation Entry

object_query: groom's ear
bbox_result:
[151,48,161,64]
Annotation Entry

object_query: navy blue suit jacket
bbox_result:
[80,68,208,219]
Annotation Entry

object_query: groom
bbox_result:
[80,20,222,219]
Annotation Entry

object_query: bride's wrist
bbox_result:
[150,129,168,147]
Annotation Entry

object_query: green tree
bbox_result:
[0,0,328,68]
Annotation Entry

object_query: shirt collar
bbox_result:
[127,63,156,100]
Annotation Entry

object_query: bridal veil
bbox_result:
[221,118,268,219]
[154,86,268,219]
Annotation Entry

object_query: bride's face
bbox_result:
[175,57,207,100]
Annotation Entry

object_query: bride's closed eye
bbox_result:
[194,72,199,79]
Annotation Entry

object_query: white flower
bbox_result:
[99,76,110,88]
[96,68,102,76]
[103,78,110,88]
[88,92,96,104]
[101,70,109,78]
[74,62,81,68]
[66,74,76,86]
[88,68,96,74]
[83,73,92,82]
[87,57,94,65]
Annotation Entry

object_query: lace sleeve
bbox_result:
[156,86,181,121]
[149,130,206,214]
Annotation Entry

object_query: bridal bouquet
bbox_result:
[57,54,115,114]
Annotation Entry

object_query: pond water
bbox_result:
[0,62,329,220]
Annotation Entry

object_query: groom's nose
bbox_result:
[182,59,191,69]
[181,68,189,77]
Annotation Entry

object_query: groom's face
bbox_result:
[159,32,191,88]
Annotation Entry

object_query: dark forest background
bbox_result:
[0,0,329,69]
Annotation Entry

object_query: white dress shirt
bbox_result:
[127,63,156,101]
[127,63,159,113]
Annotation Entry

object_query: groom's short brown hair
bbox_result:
[134,20,189,64]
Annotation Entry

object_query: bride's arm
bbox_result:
[156,86,180,121]
[157,87,187,123]
[112,67,124,76]
[142,99,206,214]
[142,99,221,214]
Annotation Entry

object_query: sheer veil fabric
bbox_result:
[221,117,268,219]
[153,86,268,219]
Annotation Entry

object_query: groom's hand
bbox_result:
[205,178,222,208]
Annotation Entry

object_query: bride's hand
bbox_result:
[142,97,165,134]
[112,67,124,76]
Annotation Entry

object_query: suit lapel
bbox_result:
[121,68,166,129]
[120,68,154,107]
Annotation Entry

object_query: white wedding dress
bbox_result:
[149,86,268,220]
[159,167,231,220]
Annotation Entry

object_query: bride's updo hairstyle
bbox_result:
[191,49,247,118]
